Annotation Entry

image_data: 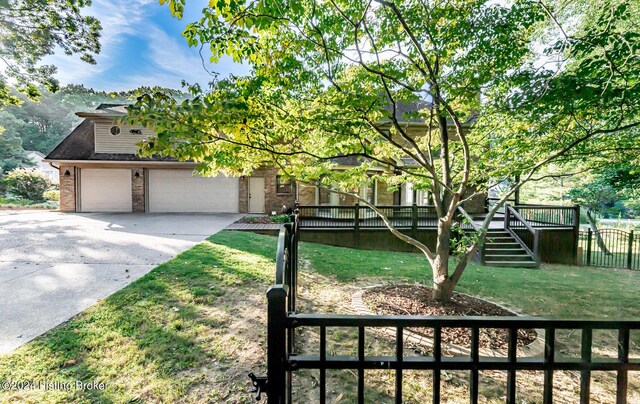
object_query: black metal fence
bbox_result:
[579,228,639,270]
[257,215,640,403]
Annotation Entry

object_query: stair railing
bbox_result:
[504,204,541,266]
[456,206,486,265]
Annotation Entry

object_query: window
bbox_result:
[110,125,121,136]
[276,175,292,193]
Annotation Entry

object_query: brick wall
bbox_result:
[240,167,297,214]
[239,176,249,213]
[132,169,145,212]
[298,184,316,205]
[59,165,76,212]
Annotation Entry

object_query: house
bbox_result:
[44,104,297,213]
[45,103,486,214]
[25,150,59,184]
[296,100,487,213]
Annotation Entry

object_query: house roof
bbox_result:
[25,150,45,158]
[44,118,177,162]
[76,103,129,118]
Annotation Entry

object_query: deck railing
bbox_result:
[257,215,640,403]
[513,204,579,228]
[296,204,438,229]
[505,205,541,266]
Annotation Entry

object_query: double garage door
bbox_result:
[80,169,239,213]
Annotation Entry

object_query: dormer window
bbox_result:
[110,125,121,136]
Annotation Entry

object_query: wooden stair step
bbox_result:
[485,261,539,268]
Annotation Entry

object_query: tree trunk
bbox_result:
[432,277,455,302]
[586,210,612,255]
[432,219,454,302]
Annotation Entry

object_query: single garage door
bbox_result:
[148,170,239,213]
[80,169,132,212]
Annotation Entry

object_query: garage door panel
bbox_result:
[149,170,239,213]
[80,169,132,212]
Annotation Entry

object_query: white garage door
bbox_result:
[148,170,239,213]
[80,169,132,212]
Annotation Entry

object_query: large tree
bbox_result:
[0,0,101,105]
[129,0,640,301]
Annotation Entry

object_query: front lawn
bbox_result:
[1,231,638,403]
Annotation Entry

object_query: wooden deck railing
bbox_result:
[513,204,579,228]
[505,205,541,265]
[296,204,438,229]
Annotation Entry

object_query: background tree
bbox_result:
[0,85,189,173]
[0,0,101,105]
[130,0,640,301]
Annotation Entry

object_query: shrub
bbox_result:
[43,189,60,202]
[2,168,51,202]
[271,214,291,223]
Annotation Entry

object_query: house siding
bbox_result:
[94,119,154,154]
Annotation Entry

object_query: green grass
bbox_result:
[1,231,639,402]
[0,197,58,209]
[297,236,640,319]
[0,233,275,403]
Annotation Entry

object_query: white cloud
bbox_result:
[43,0,156,86]
[44,0,248,91]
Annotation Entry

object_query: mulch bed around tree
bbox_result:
[362,285,537,350]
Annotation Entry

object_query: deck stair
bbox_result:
[482,229,538,268]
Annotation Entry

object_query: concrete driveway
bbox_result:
[0,210,241,354]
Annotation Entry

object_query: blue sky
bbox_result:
[45,0,248,92]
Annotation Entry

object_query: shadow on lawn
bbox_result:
[0,239,278,402]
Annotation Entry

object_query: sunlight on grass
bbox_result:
[1,230,638,402]
[0,233,275,403]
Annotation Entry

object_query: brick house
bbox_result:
[44,104,297,214]
[45,103,485,214]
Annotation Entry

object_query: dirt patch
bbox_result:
[362,285,537,350]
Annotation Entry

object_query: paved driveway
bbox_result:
[0,210,241,354]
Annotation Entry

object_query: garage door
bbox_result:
[148,170,239,213]
[80,169,132,212]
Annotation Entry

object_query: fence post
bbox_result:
[411,203,418,237]
[573,204,581,265]
[354,203,360,249]
[267,285,288,403]
[504,204,510,231]
[587,229,593,266]
[627,230,634,270]
[534,229,541,267]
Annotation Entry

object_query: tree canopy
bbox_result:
[0,85,189,173]
[129,0,640,300]
[0,0,101,105]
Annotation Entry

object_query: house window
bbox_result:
[276,175,292,193]
[110,125,121,136]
